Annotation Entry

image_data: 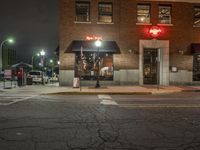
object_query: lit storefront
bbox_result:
[66,40,120,83]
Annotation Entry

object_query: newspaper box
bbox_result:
[73,77,80,88]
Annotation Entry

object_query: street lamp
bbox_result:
[49,59,54,78]
[0,38,14,74]
[40,49,46,68]
[95,40,102,88]
[40,49,46,84]
[31,53,40,70]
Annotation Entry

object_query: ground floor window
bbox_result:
[193,53,200,81]
[75,52,113,80]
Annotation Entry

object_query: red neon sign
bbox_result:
[149,26,162,38]
[86,36,102,41]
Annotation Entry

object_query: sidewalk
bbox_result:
[1,83,200,95]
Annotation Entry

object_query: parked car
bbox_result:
[28,71,48,84]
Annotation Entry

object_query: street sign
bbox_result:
[4,69,12,79]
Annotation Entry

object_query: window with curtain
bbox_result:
[98,2,113,23]
[159,5,172,24]
[137,4,151,24]
[75,1,90,22]
[194,6,200,27]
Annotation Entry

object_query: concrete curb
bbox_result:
[43,90,187,95]
[44,91,153,95]
[181,90,200,92]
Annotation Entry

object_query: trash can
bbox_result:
[73,77,80,88]
[27,77,32,85]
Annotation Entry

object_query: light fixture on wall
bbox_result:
[128,49,138,54]
[178,50,184,55]
[128,49,132,53]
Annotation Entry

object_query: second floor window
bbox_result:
[159,5,171,24]
[137,4,150,24]
[194,7,200,27]
[98,3,113,23]
[75,1,90,22]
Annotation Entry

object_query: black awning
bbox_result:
[191,43,200,54]
[66,40,120,54]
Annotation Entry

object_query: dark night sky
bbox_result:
[0,0,58,63]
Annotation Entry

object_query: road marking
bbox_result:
[100,100,118,105]
[0,95,37,106]
[98,95,112,99]
[98,94,118,106]
[119,104,200,108]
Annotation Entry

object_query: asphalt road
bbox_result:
[0,92,200,150]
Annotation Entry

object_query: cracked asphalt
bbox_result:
[0,92,200,150]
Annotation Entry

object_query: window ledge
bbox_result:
[74,21,92,24]
[157,24,173,26]
[97,22,114,25]
[136,23,152,26]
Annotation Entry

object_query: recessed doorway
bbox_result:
[143,48,158,84]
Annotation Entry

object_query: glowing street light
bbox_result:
[40,49,45,56]
[0,38,15,74]
[50,59,53,63]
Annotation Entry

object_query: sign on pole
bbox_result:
[4,69,12,79]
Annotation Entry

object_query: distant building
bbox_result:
[2,44,16,70]
[59,0,200,86]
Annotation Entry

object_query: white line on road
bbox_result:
[98,94,118,106]
[0,95,38,106]
[98,95,112,99]
[100,100,118,105]
[119,104,200,108]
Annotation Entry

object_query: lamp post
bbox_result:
[49,59,54,78]
[0,38,14,75]
[40,49,46,84]
[95,40,102,88]
[40,49,45,68]
[31,53,40,70]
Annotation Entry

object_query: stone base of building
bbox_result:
[59,69,139,86]
[59,69,197,86]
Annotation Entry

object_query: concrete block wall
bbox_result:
[169,70,193,85]
[114,69,139,85]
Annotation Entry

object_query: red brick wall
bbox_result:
[59,0,200,70]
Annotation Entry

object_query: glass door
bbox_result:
[143,48,158,84]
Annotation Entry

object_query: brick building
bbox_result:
[59,0,200,86]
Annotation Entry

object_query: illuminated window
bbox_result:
[98,2,113,23]
[193,54,200,81]
[159,5,172,24]
[194,7,200,27]
[75,1,90,22]
[75,52,113,81]
[137,4,150,24]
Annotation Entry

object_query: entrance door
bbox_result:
[143,48,158,84]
